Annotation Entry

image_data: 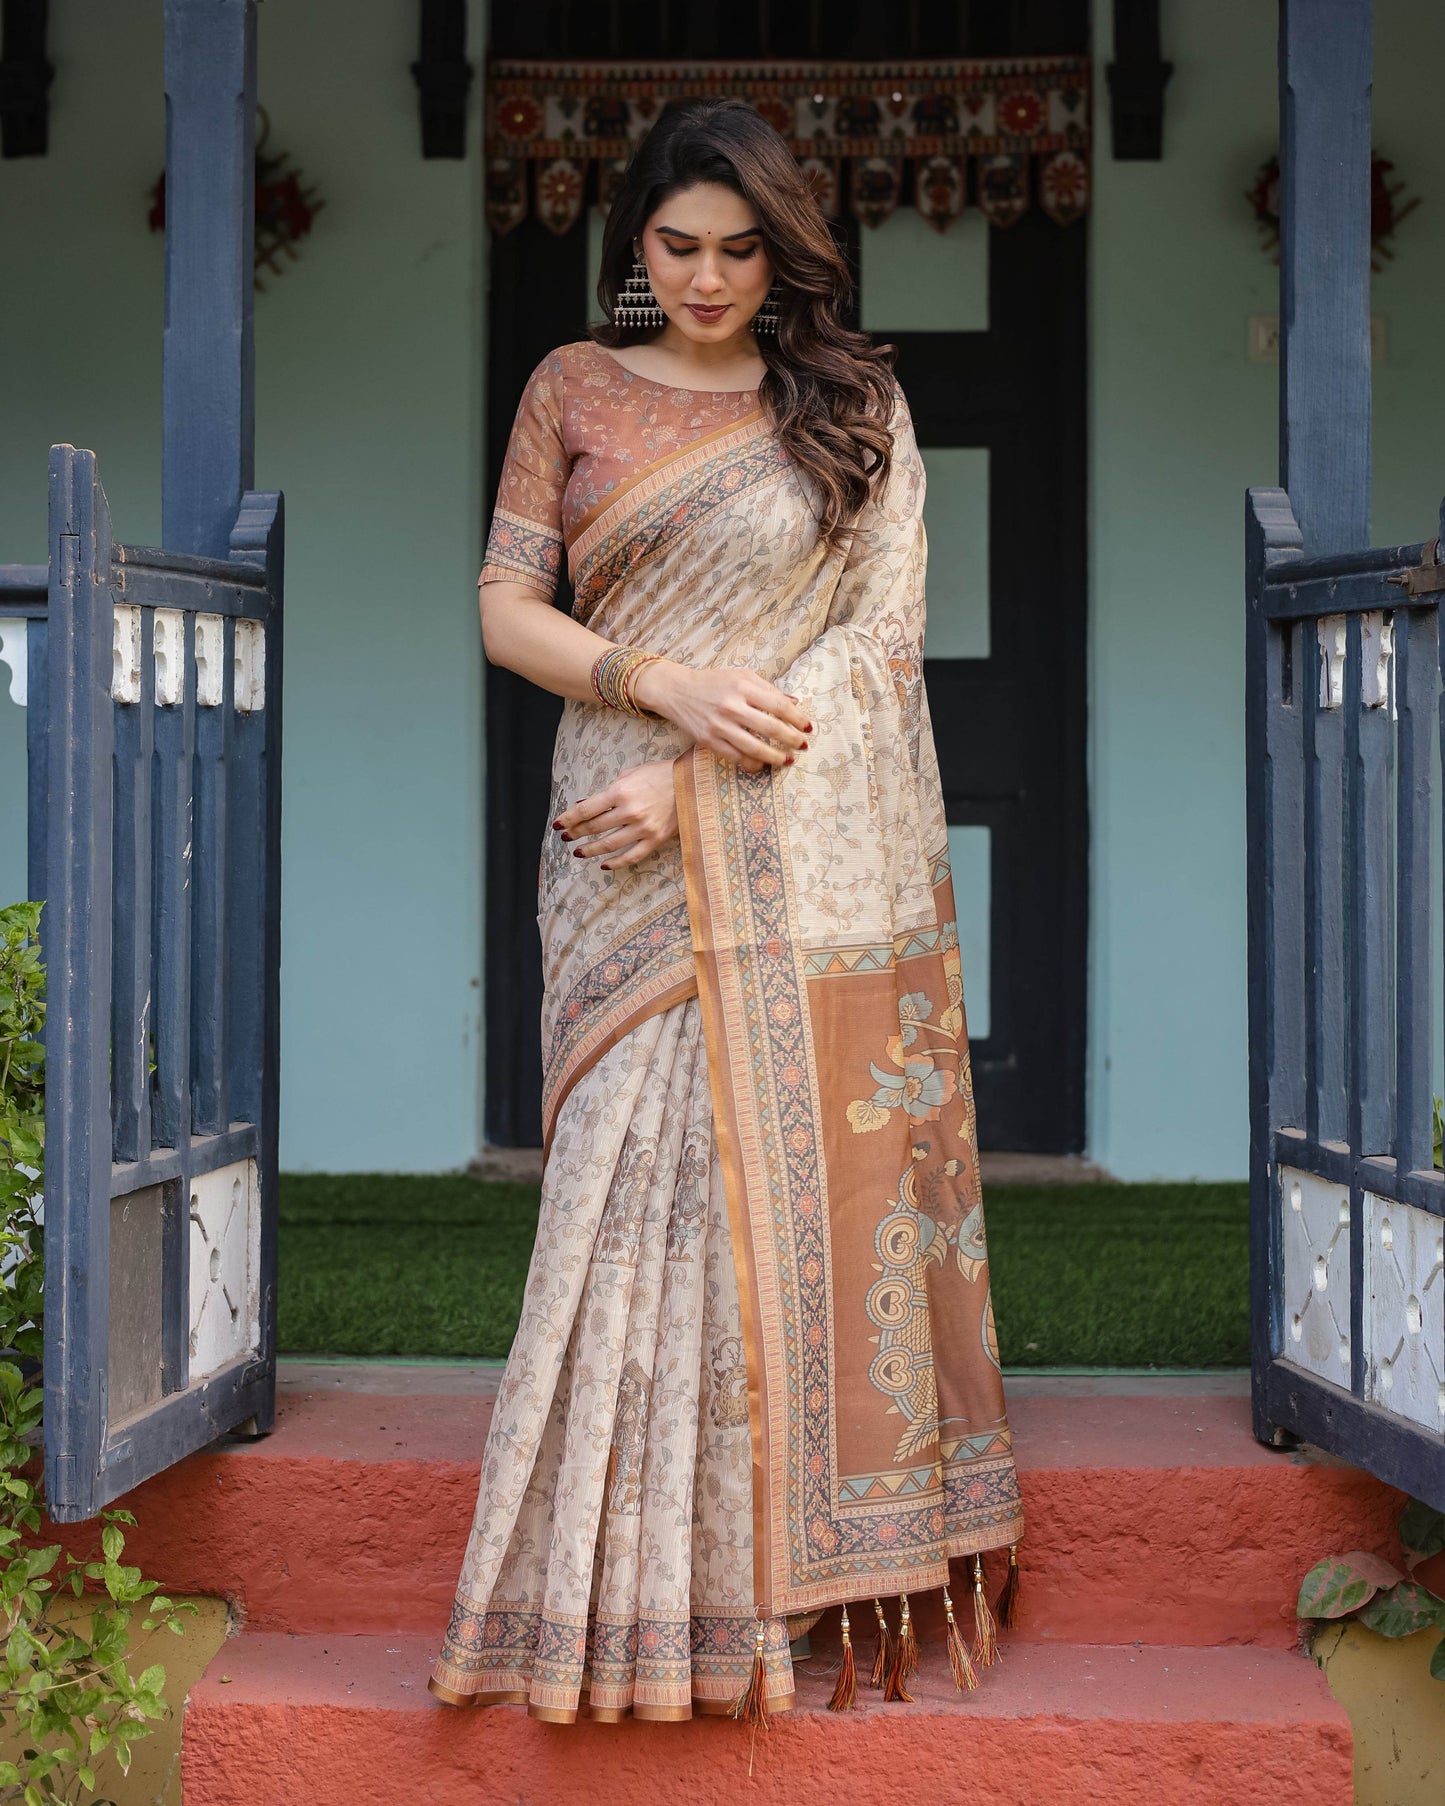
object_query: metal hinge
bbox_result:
[1387,538,1445,599]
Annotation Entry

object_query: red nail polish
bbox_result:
[785,756,795,765]
[572,848,583,858]
[551,819,564,830]
[801,741,810,752]
[599,863,611,871]
[806,722,815,732]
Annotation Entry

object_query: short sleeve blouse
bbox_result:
[478,341,764,603]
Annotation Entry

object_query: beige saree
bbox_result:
[430,340,1023,1722]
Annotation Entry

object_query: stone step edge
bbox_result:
[53,1394,1401,1648]
[179,1633,1354,1806]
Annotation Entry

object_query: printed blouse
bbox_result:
[479,339,764,607]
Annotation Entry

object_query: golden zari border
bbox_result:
[675,749,775,1609]
[426,1677,528,1709]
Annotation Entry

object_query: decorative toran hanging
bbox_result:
[147,109,324,292]
[485,58,1091,238]
[1246,150,1421,274]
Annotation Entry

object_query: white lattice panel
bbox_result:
[1280,1166,1352,1384]
[188,1158,260,1380]
[0,618,28,705]
[1364,1192,1444,1432]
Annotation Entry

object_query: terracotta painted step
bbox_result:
[180,1632,1353,1806]
[87,1388,1402,1646]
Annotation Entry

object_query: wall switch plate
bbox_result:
[1249,313,1387,363]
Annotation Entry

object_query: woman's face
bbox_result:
[637,181,774,343]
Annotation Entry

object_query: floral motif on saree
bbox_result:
[432,340,1021,1719]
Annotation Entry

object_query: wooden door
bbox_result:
[485,0,1089,1152]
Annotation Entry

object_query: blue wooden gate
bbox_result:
[0,450,285,1522]
[1247,501,1445,1507]
[0,0,281,1522]
[1248,0,1444,1507]
[50,451,283,1520]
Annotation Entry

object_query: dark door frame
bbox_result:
[483,0,1089,1151]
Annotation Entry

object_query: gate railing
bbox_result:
[1,445,284,1521]
[0,564,49,903]
[1247,486,1445,1507]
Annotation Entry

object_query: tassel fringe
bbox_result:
[813,1564,1014,1717]
[730,1614,771,1730]
[868,1597,891,1689]
[996,1543,1021,1630]
[828,1605,859,1712]
[972,1554,999,1668]
[943,1584,979,1691]
[883,1593,917,1702]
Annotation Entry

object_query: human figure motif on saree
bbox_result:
[428,336,1025,1725]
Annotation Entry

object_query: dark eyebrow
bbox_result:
[654,224,763,243]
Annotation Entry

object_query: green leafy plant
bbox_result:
[1433,1094,1443,1172]
[1297,1496,1445,1682]
[0,901,195,1804]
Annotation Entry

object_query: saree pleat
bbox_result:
[431,999,794,1719]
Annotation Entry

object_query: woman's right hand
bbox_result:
[634,660,812,774]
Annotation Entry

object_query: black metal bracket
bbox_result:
[0,0,54,158]
[1105,0,1172,160]
[411,0,473,159]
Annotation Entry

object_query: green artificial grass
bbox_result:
[982,1182,1250,1367]
[278,1173,1250,1368]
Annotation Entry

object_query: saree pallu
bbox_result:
[431,377,1024,1721]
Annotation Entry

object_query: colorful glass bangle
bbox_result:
[591,646,662,718]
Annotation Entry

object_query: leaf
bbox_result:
[137,1663,165,1695]
[1430,1633,1445,1681]
[1297,1552,1403,1619]
[1356,1580,1445,1638]
[846,1098,890,1133]
[24,1544,59,1580]
[1400,1499,1445,1566]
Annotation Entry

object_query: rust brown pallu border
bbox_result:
[673,748,1023,1617]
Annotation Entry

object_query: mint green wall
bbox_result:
[3,2,1440,1179]
[0,1,488,1171]
[1088,0,1445,1178]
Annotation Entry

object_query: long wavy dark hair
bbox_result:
[591,98,897,541]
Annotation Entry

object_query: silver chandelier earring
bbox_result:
[614,257,665,329]
[754,283,784,334]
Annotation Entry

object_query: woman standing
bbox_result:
[430,97,1023,1725]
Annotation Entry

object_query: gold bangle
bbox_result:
[620,651,663,715]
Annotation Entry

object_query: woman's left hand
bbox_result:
[556,760,679,870]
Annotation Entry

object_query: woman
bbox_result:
[430,97,1023,1726]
